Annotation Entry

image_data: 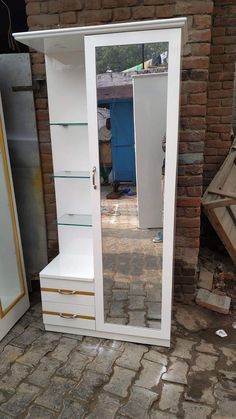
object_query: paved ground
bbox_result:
[102,189,162,328]
[0,299,235,418]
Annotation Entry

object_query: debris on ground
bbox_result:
[215,329,228,338]
[198,268,213,290]
[196,289,231,315]
[197,247,236,312]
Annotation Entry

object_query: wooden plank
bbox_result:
[206,150,236,191]
[208,188,236,200]
[202,149,236,204]
[203,198,236,209]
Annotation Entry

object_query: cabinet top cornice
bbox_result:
[13,18,187,54]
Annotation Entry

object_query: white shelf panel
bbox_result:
[40,253,94,281]
[54,171,90,179]
[57,214,92,226]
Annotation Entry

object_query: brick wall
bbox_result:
[24,0,234,301]
[233,63,236,133]
[204,0,236,187]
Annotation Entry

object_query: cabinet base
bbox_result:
[44,323,170,347]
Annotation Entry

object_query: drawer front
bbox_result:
[40,277,94,293]
[42,301,95,317]
[43,313,95,330]
[41,290,95,307]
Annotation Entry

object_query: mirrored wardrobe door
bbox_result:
[85,27,183,343]
[95,41,168,330]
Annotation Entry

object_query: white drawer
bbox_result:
[41,290,95,307]
[40,277,94,293]
[43,313,95,331]
[42,301,95,317]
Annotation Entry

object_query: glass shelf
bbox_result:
[53,171,90,179]
[50,122,88,126]
[57,214,92,227]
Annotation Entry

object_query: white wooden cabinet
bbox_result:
[14,18,187,347]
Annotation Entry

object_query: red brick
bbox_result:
[28,14,59,28]
[26,2,40,15]
[85,0,101,9]
[210,72,234,81]
[179,130,205,141]
[179,175,202,187]
[191,43,211,56]
[207,106,233,116]
[132,5,155,19]
[102,0,137,6]
[181,105,206,116]
[223,63,236,72]
[36,110,49,121]
[177,197,201,207]
[207,98,221,107]
[182,57,209,70]
[39,143,52,154]
[206,140,231,149]
[155,4,175,18]
[208,81,222,90]
[223,80,234,89]
[38,130,50,143]
[222,98,233,106]
[225,44,236,53]
[187,186,202,196]
[113,7,131,21]
[210,45,224,55]
[212,27,225,36]
[60,11,77,23]
[193,15,212,29]
[182,81,207,93]
[61,0,83,11]
[36,98,48,109]
[211,54,235,64]
[77,9,112,23]
[227,27,236,35]
[189,93,207,105]
[205,155,226,164]
[189,29,211,43]
[48,0,61,13]
[176,0,213,15]
[209,63,223,73]
[213,35,236,45]
[177,217,200,228]
[208,123,232,133]
[220,132,232,141]
[208,89,232,99]
[221,116,233,124]
[206,116,219,124]
[144,0,175,3]
[214,17,236,27]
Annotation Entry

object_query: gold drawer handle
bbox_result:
[57,289,76,295]
[59,313,77,319]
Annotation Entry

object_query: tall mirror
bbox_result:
[96,42,168,329]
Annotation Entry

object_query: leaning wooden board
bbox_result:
[202,146,236,265]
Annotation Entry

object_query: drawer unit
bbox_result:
[43,313,95,330]
[41,289,95,306]
[42,301,96,331]
[42,301,95,317]
[40,277,94,293]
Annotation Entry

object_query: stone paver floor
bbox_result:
[0,299,235,418]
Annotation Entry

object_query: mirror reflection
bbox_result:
[96,43,168,328]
